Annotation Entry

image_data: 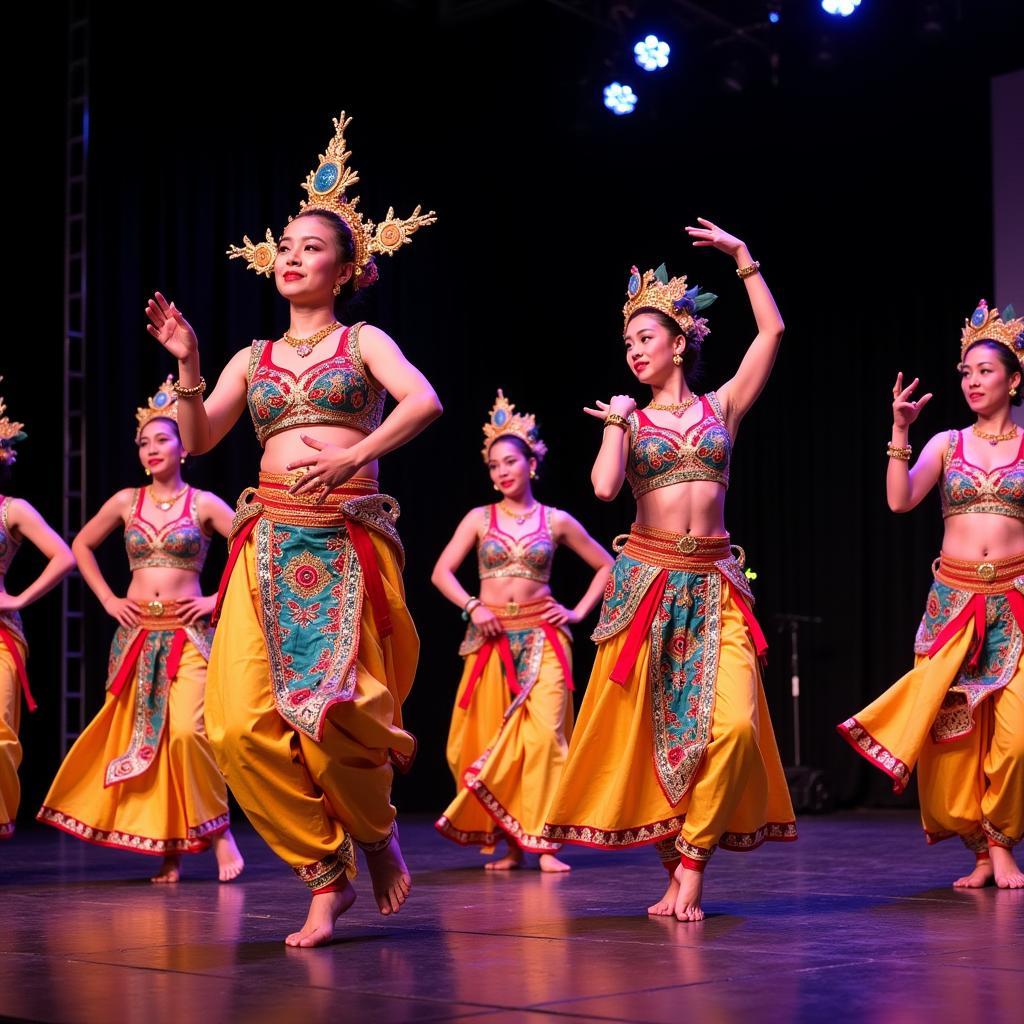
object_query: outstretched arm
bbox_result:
[686,218,784,432]
[144,292,249,454]
[0,501,75,612]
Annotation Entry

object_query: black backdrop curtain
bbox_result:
[5,2,1022,822]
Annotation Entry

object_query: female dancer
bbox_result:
[1,386,76,840]
[144,113,440,946]
[839,300,1024,889]
[433,391,613,870]
[39,380,243,882]
[543,219,796,921]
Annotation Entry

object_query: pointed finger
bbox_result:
[154,292,172,314]
[696,217,715,227]
[301,434,326,450]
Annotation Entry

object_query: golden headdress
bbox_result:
[959,299,1024,368]
[481,390,547,463]
[135,376,179,442]
[0,378,26,467]
[622,263,716,340]
[227,112,436,290]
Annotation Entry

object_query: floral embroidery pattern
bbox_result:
[293,835,356,889]
[36,807,227,854]
[591,554,663,644]
[837,717,912,793]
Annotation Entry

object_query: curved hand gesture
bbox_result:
[892,372,933,429]
[286,434,362,501]
[145,292,198,361]
[685,217,745,257]
[584,395,637,422]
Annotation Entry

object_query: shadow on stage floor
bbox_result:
[1,811,1021,1023]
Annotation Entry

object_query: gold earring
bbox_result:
[1012,387,1018,398]
[180,456,187,464]
[145,467,151,477]
[333,282,342,297]
[493,483,500,491]
[530,469,537,479]
[673,353,683,366]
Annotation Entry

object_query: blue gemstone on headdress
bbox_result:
[153,392,169,408]
[494,410,508,426]
[314,162,340,194]
[528,428,539,441]
[628,271,641,297]
[1015,331,1024,350]
[674,295,695,314]
[970,304,987,327]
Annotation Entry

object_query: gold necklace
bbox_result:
[498,501,538,526]
[646,395,698,417]
[281,322,340,358]
[972,423,1019,446]
[148,484,188,512]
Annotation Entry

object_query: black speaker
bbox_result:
[785,765,834,814]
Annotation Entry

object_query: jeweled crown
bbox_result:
[959,299,1024,367]
[622,263,717,341]
[228,112,436,290]
[135,376,179,441]
[481,390,548,463]
[0,378,26,467]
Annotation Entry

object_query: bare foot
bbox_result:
[363,829,412,915]
[990,845,1024,889]
[538,853,571,873]
[211,829,245,882]
[648,872,679,916]
[284,882,357,947]
[953,855,994,889]
[672,864,705,922]
[150,854,181,884]
[485,843,524,871]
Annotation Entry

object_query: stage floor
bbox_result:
[1,810,1021,1023]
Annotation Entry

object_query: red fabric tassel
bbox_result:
[0,625,36,713]
[609,570,668,685]
[166,629,187,681]
[108,630,150,698]
[731,589,769,662]
[212,516,260,625]
[346,520,393,639]
[459,634,518,709]
[540,622,574,691]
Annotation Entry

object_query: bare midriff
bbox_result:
[941,514,1024,562]
[479,577,552,609]
[259,424,380,480]
[126,566,204,602]
[634,479,728,538]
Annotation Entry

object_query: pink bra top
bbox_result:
[625,392,731,499]
[940,429,1024,520]
[477,504,556,583]
[0,496,19,578]
[124,487,211,572]
[246,323,386,447]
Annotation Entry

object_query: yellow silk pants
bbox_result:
[0,636,26,839]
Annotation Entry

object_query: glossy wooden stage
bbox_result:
[1,811,1021,1023]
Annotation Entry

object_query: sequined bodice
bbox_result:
[625,393,731,499]
[0,496,19,578]
[477,504,555,583]
[124,488,211,572]
[246,323,385,447]
[940,429,1024,520]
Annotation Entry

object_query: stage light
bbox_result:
[821,0,862,15]
[769,11,781,23]
[633,34,670,71]
[603,82,638,115]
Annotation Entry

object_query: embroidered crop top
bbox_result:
[124,487,212,572]
[940,429,1024,520]
[625,392,731,499]
[477,504,556,583]
[246,323,385,447]
[0,496,20,578]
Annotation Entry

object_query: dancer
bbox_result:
[543,219,796,921]
[0,384,76,840]
[433,391,613,871]
[145,112,440,946]
[839,299,1024,889]
[39,379,243,882]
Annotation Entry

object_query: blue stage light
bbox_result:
[603,82,638,115]
[633,35,670,71]
[769,10,781,23]
[822,0,862,15]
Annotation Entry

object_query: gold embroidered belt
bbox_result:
[619,523,736,570]
[108,600,194,699]
[934,550,1024,594]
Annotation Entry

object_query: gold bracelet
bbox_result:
[173,376,207,398]
[886,443,912,461]
[736,260,761,280]
[604,413,629,432]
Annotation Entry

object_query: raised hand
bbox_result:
[892,372,933,429]
[144,292,198,361]
[684,217,745,257]
[583,395,637,422]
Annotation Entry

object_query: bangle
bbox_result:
[736,260,761,280]
[173,376,207,398]
[604,413,629,432]
[886,443,912,461]
[461,596,482,621]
